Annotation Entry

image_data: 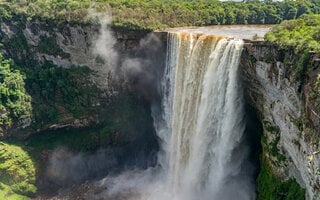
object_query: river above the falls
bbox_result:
[158,25,273,40]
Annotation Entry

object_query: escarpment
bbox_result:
[0,18,162,196]
[241,42,320,199]
[1,16,319,199]
[0,18,166,137]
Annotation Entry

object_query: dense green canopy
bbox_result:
[266,14,320,52]
[0,53,31,128]
[1,0,320,30]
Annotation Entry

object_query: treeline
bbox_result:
[265,14,320,52]
[265,14,320,81]
[106,0,320,29]
[1,0,320,30]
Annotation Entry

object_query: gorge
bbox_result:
[0,17,319,200]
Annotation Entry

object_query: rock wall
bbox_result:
[241,42,320,199]
[0,19,163,194]
[0,19,152,88]
[0,18,166,136]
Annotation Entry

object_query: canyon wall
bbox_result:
[0,18,163,194]
[1,17,320,199]
[241,42,320,199]
[0,17,166,136]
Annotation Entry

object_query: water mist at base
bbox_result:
[90,32,256,200]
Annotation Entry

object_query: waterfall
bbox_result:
[96,31,256,200]
[153,32,255,200]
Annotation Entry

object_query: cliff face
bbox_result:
[1,17,319,198]
[0,19,163,195]
[0,18,153,94]
[241,43,320,199]
[0,18,166,136]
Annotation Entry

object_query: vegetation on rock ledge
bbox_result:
[0,53,31,132]
[265,14,320,53]
[266,14,320,82]
[265,14,320,138]
[0,0,318,198]
[257,156,305,200]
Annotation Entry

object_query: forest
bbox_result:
[266,14,320,81]
[0,0,320,200]
[0,0,320,30]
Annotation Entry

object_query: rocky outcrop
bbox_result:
[0,18,166,136]
[0,19,151,87]
[241,42,320,199]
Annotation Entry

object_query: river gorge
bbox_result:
[0,18,319,199]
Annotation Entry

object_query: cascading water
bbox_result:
[152,32,255,200]
[96,31,257,200]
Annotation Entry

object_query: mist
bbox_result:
[44,11,261,200]
[120,33,165,99]
[42,14,164,193]
[92,14,119,74]
[91,13,165,101]
[46,148,117,187]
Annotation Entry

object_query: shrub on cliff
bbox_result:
[0,53,32,132]
[257,156,305,200]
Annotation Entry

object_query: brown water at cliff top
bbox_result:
[160,25,273,40]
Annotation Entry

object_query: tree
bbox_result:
[0,53,31,128]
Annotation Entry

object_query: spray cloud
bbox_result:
[46,10,259,200]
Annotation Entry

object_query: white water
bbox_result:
[151,32,255,200]
[94,32,255,200]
